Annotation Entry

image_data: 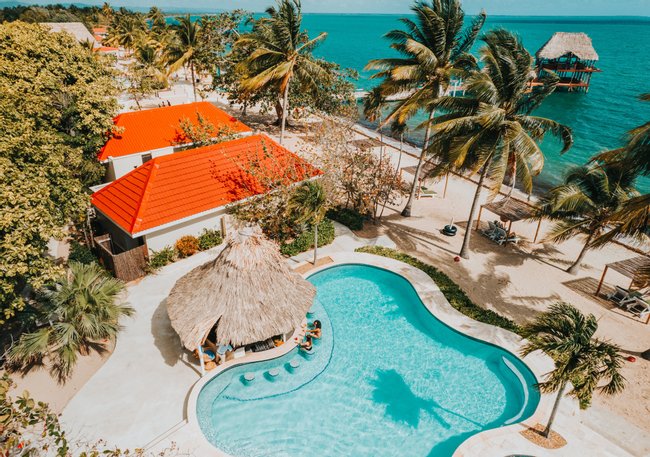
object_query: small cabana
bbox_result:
[476,199,542,243]
[595,255,650,296]
[534,32,600,92]
[166,226,316,374]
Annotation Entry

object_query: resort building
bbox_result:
[98,102,253,182]
[534,32,600,92]
[90,134,321,280]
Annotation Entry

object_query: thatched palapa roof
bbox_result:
[536,32,599,61]
[166,226,315,350]
[39,22,99,47]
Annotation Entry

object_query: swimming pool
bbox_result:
[196,263,540,457]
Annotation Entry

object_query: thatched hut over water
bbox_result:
[166,226,315,351]
[534,32,600,92]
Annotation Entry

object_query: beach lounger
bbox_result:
[607,286,640,305]
[624,297,650,319]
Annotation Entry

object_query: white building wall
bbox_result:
[144,209,227,252]
[105,146,175,181]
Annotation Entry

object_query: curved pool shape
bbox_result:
[197,264,540,457]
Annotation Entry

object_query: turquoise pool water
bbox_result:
[196,264,540,457]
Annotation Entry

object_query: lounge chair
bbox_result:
[623,297,650,319]
[498,234,520,246]
[607,286,639,305]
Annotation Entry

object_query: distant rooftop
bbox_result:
[39,22,98,47]
[536,32,599,61]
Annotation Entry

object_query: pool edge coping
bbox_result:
[184,252,557,457]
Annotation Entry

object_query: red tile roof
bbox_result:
[97,102,252,161]
[91,135,322,235]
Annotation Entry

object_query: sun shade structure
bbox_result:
[91,134,322,236]
[166,226,316,350]
[98,102,252,161]
[596,255,650,296]
[534,32,600,92]
[476,199,542,242]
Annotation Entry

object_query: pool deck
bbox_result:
[60,225,643,456]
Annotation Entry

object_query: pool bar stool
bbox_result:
[288,358,301,372]
[243,372,256,384]
[266,368,280,380]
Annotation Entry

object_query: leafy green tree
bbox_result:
[0,21,118,323]
[424,29,572,259]
[520,303,625,438]
[366,0,486,217]
[233,0,329,144]
[8,263,134,381]
[287,181,329,264]
[536,163,639,274]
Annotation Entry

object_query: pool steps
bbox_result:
[501,356,529,425]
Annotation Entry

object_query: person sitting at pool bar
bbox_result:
[306,320,322,339]
[299,336,313,351]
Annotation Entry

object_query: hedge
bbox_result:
[326,206,365,231]
[67,240,97,265]
[280,219,336,257]
[355,246,522,336]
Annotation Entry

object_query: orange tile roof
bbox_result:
[91,135,322,235]
[93,27,107,34]
[97,102,252,161]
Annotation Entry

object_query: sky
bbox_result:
[19,0,650,16]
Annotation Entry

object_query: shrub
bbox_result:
[355,246,522,335]
[147,246,176,272]
[326,206,365,230]
[175,235,200,258]
[198,228,223,251]
[280,219,336,257]
[67,240,97,265]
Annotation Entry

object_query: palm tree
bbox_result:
[8,262,134,380]
[363,86,387,152]
[366,0,486,217]
[288,180,329,264]
[536,163,639,274]
[520,303,625,438]
[234,0,328,144]
[591,94,650,245]
[105,12,147,52]
[167,15,201,101]
[423,29,572,259]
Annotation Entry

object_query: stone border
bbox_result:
[184,252,555,456]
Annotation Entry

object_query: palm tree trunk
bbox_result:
[544,381,567,438]
[459,161,491,259]
[190,61,197,102]
[402,110,434,217]
[280,78,291,145]
[380,133,404,219]
[567,231,594,275]
[313,222,318,265]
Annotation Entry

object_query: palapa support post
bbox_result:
[595,265,609,296]
[506,220,513,238]
[475,205,483,231]
[198,346,206,377]
[220,216,227,238]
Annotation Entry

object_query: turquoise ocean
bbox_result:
[298,14,650,193]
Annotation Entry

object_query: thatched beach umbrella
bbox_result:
[166,226,315,351]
